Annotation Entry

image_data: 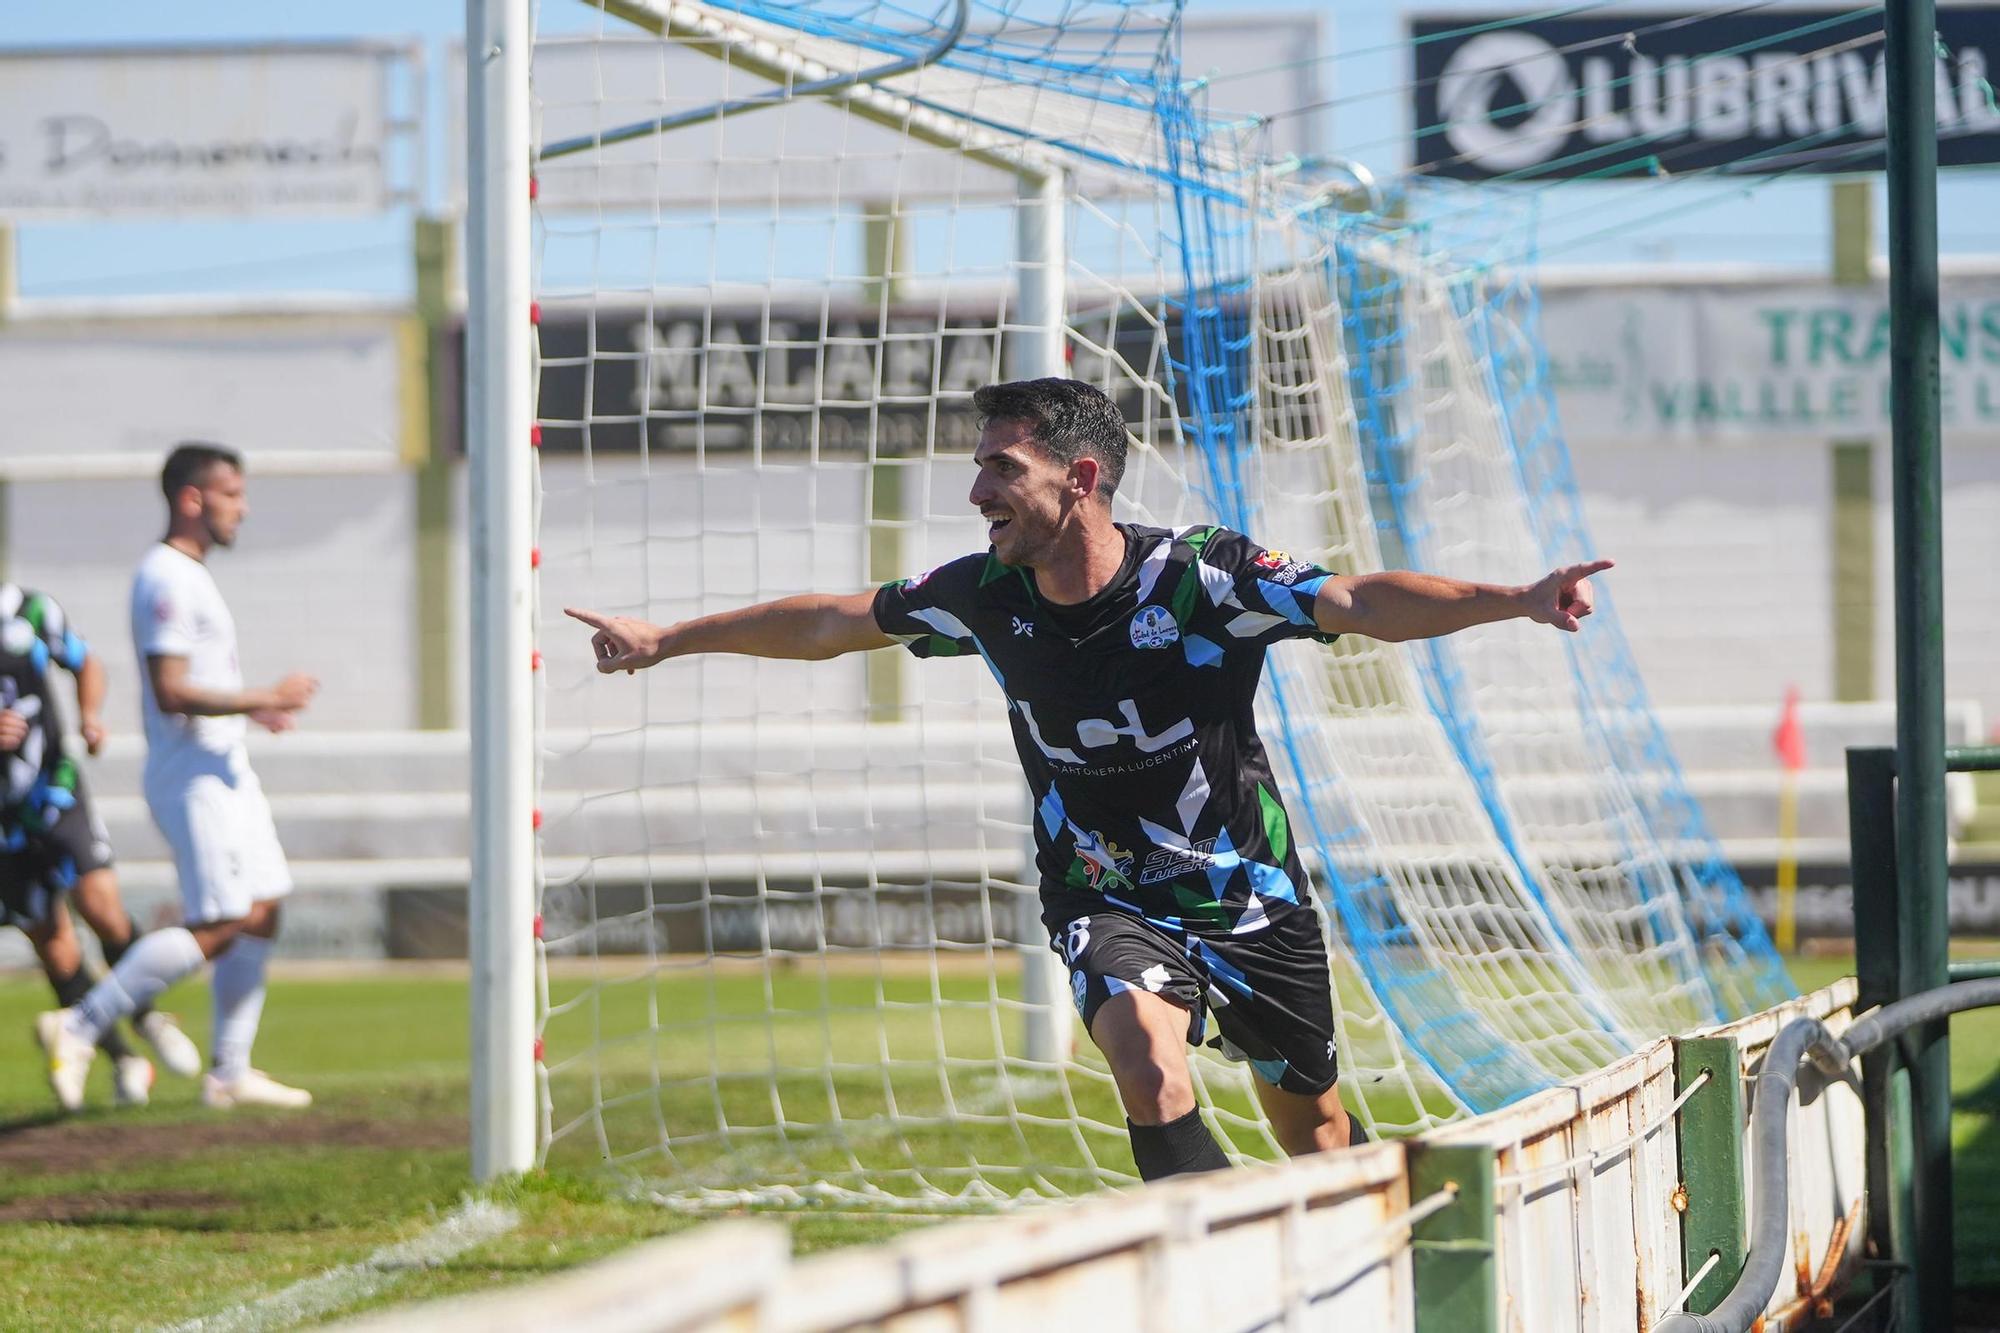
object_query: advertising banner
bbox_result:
[1539,278,2000,443]
[0,44,410,217]
[529,300,1172,456]
[1411,8,2000,179]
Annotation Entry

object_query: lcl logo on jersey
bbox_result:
[1128,604,1179,650]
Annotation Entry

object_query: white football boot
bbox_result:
[201,1068,312,1110]
[33,1010,96,1113]
[114,1055,156,1107]
[136,1011,203,1079]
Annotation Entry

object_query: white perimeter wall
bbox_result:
[7,472,419,735]
[1571,440,2000,713]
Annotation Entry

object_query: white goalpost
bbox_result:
[466,0,537,1180]
[462,0,1793,1199]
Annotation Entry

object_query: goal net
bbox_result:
[522,0,1790,1208]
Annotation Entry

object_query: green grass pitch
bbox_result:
[0,955,1992,1330]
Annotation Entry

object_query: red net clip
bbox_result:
[530,649,543,671]
[529,423,543,448]
[531,807,543,830]
[528,301,541,327]
[529,547,541,570]
[532,913,544,940]
[528,176,539,201]
[532,1036,545,1062]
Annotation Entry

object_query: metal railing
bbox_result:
[1655,977,2000,1332]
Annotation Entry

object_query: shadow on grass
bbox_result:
[0,1107,78,1138]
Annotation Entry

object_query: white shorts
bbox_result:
[147,764,293,925]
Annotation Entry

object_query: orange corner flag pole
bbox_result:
[1773,686,1806,954]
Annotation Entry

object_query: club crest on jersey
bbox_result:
[1128,604,1179,650]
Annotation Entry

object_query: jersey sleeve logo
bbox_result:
[1128,604,1180,650]
[1252,549,1314,585]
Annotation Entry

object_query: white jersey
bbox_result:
[131,542,248,779]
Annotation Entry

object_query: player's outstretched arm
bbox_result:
[567,591,894,674]
[1313,559,1613,642]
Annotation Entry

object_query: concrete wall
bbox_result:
[1570,440,2000,714]
[7,470,421,736]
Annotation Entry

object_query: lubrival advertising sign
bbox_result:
[1411,8,2000,179]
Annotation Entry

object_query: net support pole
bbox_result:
[1828,180,1874,703]
[1885,0,1950,1323]
[1011,165,1073,1064]
[466,0,537,1181]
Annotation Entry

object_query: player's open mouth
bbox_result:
[984,513,1012,538]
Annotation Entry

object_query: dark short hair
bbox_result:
[161,442,244,501]
[972,378,1128,502]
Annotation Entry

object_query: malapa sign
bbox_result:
[530,302,1179,456]
[1412,8,2000,179]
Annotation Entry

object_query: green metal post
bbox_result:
[1885,0,1951,1323]
[863,198,906,723]
[1846,745,1909,1301]
[413,215,458,729]
[1409,1142,1497,1333]
[1830,179,1874,702]
[1673,1036,1747,1315]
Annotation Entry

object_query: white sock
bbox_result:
[211,933,272,1080]
[68,927,205,1043]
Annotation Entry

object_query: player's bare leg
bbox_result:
[66,869,135,957]
[1251,1078,1356,1156]
[1087,988,1228,1179]
[67,867,201,1078]
[1089,988,1198,1122]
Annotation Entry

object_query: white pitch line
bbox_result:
[157,1198,520,1333]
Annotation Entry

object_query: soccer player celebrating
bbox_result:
[1,584,202,1109]
[38,444,318,1110]
[567,379,1611,1179]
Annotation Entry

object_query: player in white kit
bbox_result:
[36,443,318,1109]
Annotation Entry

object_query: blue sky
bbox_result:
[3,0,1993,299]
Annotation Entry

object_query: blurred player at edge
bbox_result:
[567,378,1615,1180]
[37,444,318,1110]
[1,585,202,1109]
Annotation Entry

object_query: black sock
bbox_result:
[101,916,141,969]
[51,967,136,1061]
[1127,1109,1232,1181]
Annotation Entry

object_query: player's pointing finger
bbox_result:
[1563,558,1615,581]
[564,607,611,630]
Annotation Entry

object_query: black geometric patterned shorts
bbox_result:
[1044,894,1339,1095]
[0,788,116,932]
